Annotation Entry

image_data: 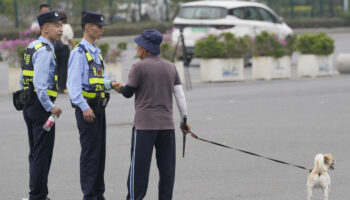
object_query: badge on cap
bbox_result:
[101,16,104,21]
[55,12,59,17]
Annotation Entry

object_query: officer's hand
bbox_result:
[83,108,95,123]
[50,106,62,118]
[180,122,191,135]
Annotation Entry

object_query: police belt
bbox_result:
[13,85,55,111]
[72,91,110,114]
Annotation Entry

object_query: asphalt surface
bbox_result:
[1,28,350,200]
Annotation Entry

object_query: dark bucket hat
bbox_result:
[134,29,163,55]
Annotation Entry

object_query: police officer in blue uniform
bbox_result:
[66,11,118,200]
[19,11,65,200]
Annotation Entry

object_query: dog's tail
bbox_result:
[314,154,325,176]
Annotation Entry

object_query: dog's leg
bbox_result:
[323,186,329,200]
[307,185,312,200]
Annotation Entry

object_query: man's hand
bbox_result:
[83,108,95,123]
[50,106,62,118]
[111,81,124,93]
[180,122,191,135]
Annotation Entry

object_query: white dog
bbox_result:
[306,154,335,200]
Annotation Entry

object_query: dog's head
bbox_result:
[324,154,336,170]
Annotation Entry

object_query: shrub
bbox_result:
[74,39,81,46]
[98,43,110,60]
[0,29,34,67]
[160,41,181,62]
[73,22,173,38]
[194,35,225,58]
[286,34,298,55]
[106,42,128,63]
[251,31,288,58]
[160,28,183,62]
[117,42,128,51]
[297,32,334,55]
[285,18,347,28]
[338,11,350,25]
[220,32,248,58]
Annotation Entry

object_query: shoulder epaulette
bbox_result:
[35,42,52,52]
[45,45,51,51]
[74,43,85,53]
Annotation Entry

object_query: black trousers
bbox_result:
[55,44,70,91]
[23,97,55,200]
[127,128,176,200]
[75,108,106,200]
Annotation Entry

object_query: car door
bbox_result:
[227,7,254,37]
[240,6,262,36]
[255,7,280,36]
[230,6,270,37]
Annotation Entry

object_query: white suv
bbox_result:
[172,0,293,57]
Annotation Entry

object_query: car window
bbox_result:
[178,6,227,19]
[256,7,276,23]
[229,8,244,19]
[242,7,261,21]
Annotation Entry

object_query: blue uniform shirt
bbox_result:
[67,38,112,112]
[19,36,56,112]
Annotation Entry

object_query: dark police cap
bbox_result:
[38,11,66,27]
[81,11,108,26]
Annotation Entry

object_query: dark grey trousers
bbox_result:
[127,128,176,200]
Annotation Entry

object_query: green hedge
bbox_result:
[0,27,27,40]
[2,18,350,40]
[297,32,334,55]
[285,18,349,28]
[74,21,173,38]
[0,21,173,40]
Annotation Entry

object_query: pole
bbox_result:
[48,0,52,9]
[345,0,349,12]
[109,0,113,23]
[82,0,86,11]
[290,0,295,19]
[329,0,334,17]
[179,27,192,90]
[311,0,315,17]
[138,0,142,21]
[14,0,19,28]
[164,0,169,21]
[320,0,324,17]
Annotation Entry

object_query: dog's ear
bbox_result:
[324,154,335,166]
[324,155,330,165]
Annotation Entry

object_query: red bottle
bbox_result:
[43,114,56,132]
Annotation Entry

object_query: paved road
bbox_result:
[1,73,350,200]
[1,28,350,199]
